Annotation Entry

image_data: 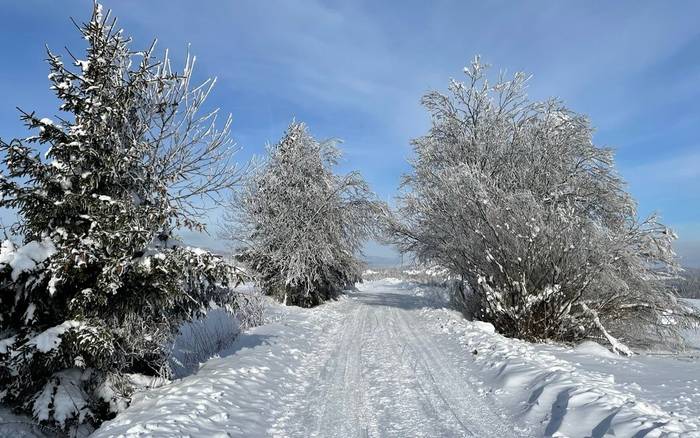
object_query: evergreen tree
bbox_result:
[0,4,245,432]
[224,122,382,307]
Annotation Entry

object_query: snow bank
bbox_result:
[0,406,54,437]
[434,308,700,437]
[0,238,56,281]
[573,340,620,359]
[28,320,83,353]
[169,308,242,378]
[93,302,334,437]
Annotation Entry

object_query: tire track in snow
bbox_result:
[93,281,533,437]
[276,283,529,437]
[392,305,516,437]
[312,300,370,437]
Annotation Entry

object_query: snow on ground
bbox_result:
[431,296,700,437]
[91,280,700,437]
[94,280,528,437]
[520,299,700,428]
[0,407,55,438]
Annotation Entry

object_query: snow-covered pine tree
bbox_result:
[0,4,246,432]
[224,121,382,307]
[392,57,699,352]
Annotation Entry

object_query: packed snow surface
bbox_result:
[91,280,700,437]
[0,238,56,281]
[94,280,524,437]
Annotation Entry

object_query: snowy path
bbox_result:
[271,284,521,437]
[94,280,699,437]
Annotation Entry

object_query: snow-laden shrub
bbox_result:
[393,57,699,352]
[224,122,384,307]
[0,4,251,433]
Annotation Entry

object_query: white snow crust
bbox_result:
[92,281,700,437]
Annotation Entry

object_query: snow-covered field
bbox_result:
[87,280,699,437]
[3,281,698,437]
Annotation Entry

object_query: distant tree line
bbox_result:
[675,268,700,299]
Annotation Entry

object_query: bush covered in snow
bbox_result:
[0,4,252,433]
[224,122,384,307]
[392,57,699,353]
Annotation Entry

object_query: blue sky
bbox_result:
[1,1,699,265]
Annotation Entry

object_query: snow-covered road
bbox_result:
[93,280,700,437]
[271,283,523,437]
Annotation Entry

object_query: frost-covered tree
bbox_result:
[224,121,382,307]
[393,57,699,353]
[0,4,250,432]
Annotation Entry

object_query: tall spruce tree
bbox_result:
[0,4,245,432]
[224,122,382,307]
